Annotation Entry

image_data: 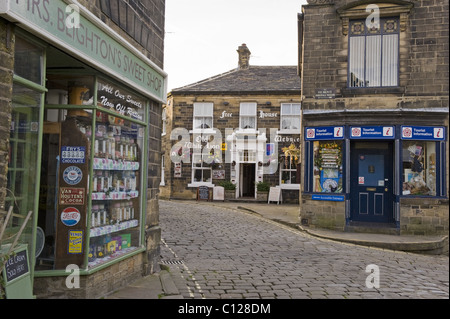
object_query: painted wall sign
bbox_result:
[401,126,446,141]
[305,126,344,140]
[59,188,85,205]
[350,126,395,139]
[61,207,82,226]
[68,230,83,254]
[259,111,278,118]
[97,80,145,121]
[0,0,166,102]
[312,194,345,202]
[61,146,86,164]
[63,166,83,185]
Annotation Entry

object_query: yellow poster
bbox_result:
[68,230,83,254]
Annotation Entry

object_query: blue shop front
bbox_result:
[301,125,447,234]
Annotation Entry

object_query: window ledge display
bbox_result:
[88,246,140,268]
[90,219,139,237]
[93,158,140,170]
[91,190,139,200]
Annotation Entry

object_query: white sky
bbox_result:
[163,0,308,92]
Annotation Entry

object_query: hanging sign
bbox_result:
[401,126,445,141]
[305,126,344,140]
[350,126,395,139]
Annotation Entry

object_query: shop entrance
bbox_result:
[350,141,394,223]
[240,163,255,197]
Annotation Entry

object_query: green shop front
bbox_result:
[1,0,166,298]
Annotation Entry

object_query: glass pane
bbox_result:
[14,37,43,84]
[5,83,42,249]
[365,35,381,87]
[382,34,398,86]
[312,141,343,193]
[402,141,436,196]
[349,37,365,87]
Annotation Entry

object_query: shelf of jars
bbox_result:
[93,157,140,170]
[90,219,139,237]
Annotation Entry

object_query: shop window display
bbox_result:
[312,141,343,193]
[402,141,436,196]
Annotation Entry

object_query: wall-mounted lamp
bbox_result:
[265,101,271,105]
[223,102,229,106]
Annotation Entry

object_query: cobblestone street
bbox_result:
[159,200,449,299]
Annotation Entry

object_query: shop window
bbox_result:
[402,141,437,196]
[280,158,301,185]
[348,18,399,88]
[5,83,43,247]
[280,103,301,132]
[193,103,213,130]
[14,36,44,85]
[192,154,212,183]
[240,103,257,130]
[162,108,167,135]
[312,141,343,193]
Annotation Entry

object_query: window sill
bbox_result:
[188,182,214,188]
[342,87,405,97]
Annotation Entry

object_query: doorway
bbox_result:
[350,141,394,223]
[240,163,255,197]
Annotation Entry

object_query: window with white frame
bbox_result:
[162,108,166,135]
[348,17,399,88]
[239,102,257,130]
[280,103,301,132]
[280,158,301,185]
[193,102,213,129]
[160,154,165,186]
[192,153,212,183]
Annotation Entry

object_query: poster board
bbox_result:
[213,186,224,201]
[268,187,282,204]
[197,186,211,201]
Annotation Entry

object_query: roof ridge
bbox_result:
[172,68,239,91]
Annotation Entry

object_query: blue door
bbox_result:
[350,142,394,223]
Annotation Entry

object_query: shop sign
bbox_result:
[312,194,344,202]
[305,126,344,140]
[3,249,29,283]
[350,126,395,139]
[61,207,82,227]
[401,126,445,141]
[61,146,86,164]
[266,143,274,156]
[68,230,83,254]
[63,166,83,185]
[59,188,85,206]
[0,0,166,102]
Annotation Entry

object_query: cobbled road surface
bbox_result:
[159,200,449,299]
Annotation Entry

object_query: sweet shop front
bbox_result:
[302,125,447,234]
[1,0,166,298]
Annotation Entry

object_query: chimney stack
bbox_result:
[237,43,251,70]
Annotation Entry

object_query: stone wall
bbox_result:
[161,93,301,200]
[0,18,14,220]
[300,0,449,234]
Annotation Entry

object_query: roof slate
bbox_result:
[171,65,301,94]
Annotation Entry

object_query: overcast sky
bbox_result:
[164,0,308,92]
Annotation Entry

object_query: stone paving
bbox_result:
[159,200,449,299]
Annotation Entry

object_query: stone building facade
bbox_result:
[0,0,166,298]
[161,44,302,203]
[299,0,448,235]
